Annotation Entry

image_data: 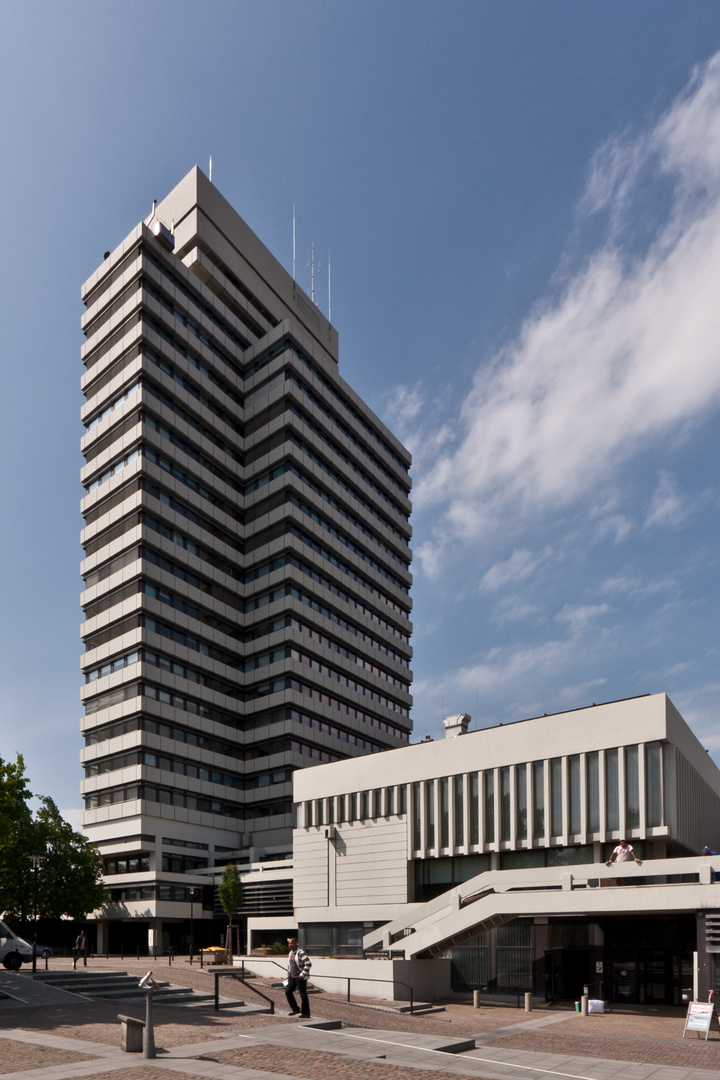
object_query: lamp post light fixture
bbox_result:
[28,855,46,974]
[189,887,200,962]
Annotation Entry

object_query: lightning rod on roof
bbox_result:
[306,243,321,306]
[328,251,331,324]
[293,203,296,282]
[209,155,213,183]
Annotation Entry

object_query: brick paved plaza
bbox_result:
[1,957,720,1080]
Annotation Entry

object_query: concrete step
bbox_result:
[33,974,140,994]
[34,971,201,1005]
[268,981,322,993]
[33,969,257,1010]
[34,971,130,984]
[396,1002,446,1014]
[161,994,250,1009]
[338,998,445,1016]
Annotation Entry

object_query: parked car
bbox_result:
[0,920,34,970]
[33,944,53,960]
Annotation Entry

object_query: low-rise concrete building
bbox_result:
[287,693,720,1005]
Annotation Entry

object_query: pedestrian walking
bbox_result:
[73,929,88,969]
[284,936,311,1018]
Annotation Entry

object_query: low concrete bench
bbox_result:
[118,1014,145,1053]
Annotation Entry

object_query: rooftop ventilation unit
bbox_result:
[442,713,471,738]
[152,220,175,251]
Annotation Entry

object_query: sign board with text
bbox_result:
[683,1002,719,1040]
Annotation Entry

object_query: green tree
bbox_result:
[218,863,243,960]
[0,757,105,924]
[0,755,35,921]
[34,798,106,921]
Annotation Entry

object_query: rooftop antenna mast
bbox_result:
[209,155,213,183]
[293,203,296,281]
[306,243,321,306]
[328,250,331,323]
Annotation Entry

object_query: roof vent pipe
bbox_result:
[442,714,471,738]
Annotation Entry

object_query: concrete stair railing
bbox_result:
[365,854,720,959]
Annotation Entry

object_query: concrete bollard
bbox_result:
[473,990,481,1009]
[581,994,588,1016]
[118,1015,144,1053]
[525,992,532,1012]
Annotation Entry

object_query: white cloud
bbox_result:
[413,53,720,564]
[382,382,456,473]
[555,603,611,633]
[644,470,689,528]
[491,596,542,625]
[416,539,444,579]
[480,547,552,591]
[591,513,633,544]
[382,384,424,430]
[599,574,677,600]
[664,662,690,678]
[558,678,607,701]
[427,638,571,698]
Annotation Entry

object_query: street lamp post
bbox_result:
[189,887,200,963]
[28,855,46,974]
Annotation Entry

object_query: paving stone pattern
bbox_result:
[0,1037,96,1074]
[206,1044,505,1079]
[483,1027,720,1069]
[2,957,720,1080]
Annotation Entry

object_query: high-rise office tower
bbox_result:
[79,169,412,950]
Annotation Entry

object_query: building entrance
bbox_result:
[544,948,590,1002]
[611,948,692,1005]
[106,920,149,956]
[605,914,694,1005]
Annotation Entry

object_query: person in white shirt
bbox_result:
[606,839,641,884]
[608,839,637,864]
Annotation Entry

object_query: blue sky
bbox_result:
[2,1,720,824]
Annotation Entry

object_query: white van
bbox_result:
[0,920,34,970]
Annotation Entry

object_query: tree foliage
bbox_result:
[0,756,35,920]
[218,863,243,959]
[0,755,105,924]
[35,797,106,920]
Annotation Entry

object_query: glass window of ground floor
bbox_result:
[449,914,695,1005]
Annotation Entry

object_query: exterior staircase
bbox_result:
[31,970,240,1009]
[365,854,720,959]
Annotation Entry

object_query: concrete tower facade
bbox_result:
[79,169,412,949]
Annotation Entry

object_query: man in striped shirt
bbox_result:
[285,936,312,1018]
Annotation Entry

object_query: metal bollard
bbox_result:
[581,994,588,1016]
[525,992,532,1012]
[473,990,481,1009]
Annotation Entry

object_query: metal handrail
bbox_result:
[310,971,416,1014]
[208,968,275,1014]
[241,957,417,1014]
